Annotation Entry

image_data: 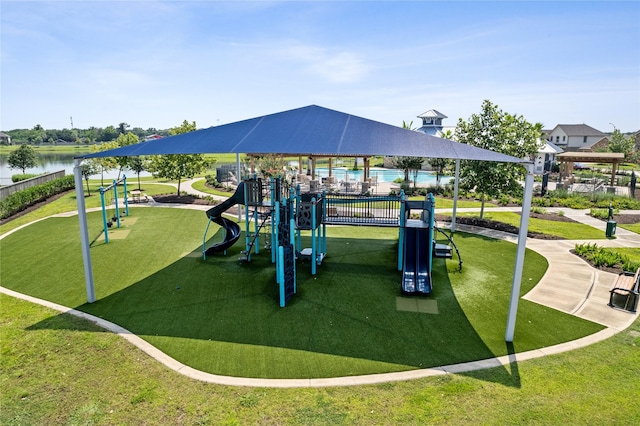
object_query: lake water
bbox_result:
[1,153,451,187]
[0,152,151,186]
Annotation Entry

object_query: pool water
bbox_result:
[314,167,451,184]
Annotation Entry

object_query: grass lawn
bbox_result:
[190,177,235,196]
[1,207,603,379]
[1,295,637,425]
[0,183,176,235]
[457,211,608,240]
[620,222,640,234]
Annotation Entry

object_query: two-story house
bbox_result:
[545,124,607,152]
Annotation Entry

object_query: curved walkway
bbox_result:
[1,192,639,387]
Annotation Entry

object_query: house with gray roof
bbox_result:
[546,124,607,151]
[0,132,12,145]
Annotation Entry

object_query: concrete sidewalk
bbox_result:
[447,206,639,330]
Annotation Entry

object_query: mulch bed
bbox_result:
[153,194,218,205]
[568,251,624,275]
[593,214,640,225]
[434,212,574,240]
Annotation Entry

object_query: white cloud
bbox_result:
[275,42,370,84]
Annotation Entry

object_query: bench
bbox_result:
[608,267,640,312]
[129,190,150,203]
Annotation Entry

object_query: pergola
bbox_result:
[557,152,626,186]
[75,105,536,342]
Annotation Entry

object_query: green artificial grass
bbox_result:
[0,208,603,379]
[458,211,608,239]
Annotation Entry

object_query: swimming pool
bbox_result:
[314,167,451,184]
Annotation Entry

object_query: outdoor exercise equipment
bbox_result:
[99,176,129,244]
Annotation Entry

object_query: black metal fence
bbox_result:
[324,194,401,226]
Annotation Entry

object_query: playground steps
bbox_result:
[434,243,453,259]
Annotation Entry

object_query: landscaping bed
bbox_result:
[435,211,578,240]
[596,214,640,225]
[153,193,218,205]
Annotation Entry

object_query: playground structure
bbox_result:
[202,177,459,304]
[99,176,129,244]
[398,193,457,295]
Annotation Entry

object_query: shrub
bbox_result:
[549,188,570,199]
[622,259,640,273]
[11,173,39,183]
[0,175,75,219]
[574,242,599,257]
[590,208,617,220]
[561,196,592,210]
[204,174,225,189]
[532,197,551,207]
[531,206,546,215]
[574,242,640,272]
[498,195,511,206]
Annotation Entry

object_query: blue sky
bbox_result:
[2,1,639,133]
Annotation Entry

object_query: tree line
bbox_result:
[6,120,209,198]
[2,122,171,145]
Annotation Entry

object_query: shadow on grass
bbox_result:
[25,230,520,385]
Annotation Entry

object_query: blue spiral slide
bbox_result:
[204,183,245,255]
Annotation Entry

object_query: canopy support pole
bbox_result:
[236,153,242,222]
[505,162,535,342]
[74,158,95,303]
[451,159,460,233]
[610,162,617,186]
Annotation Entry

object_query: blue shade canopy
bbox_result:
[79,105,525,163]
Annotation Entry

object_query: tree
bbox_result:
[255,154,287,178]
[148,120,208,195]
[80,160,100,196]
[28,125,46,144]
[456,100,543,218]
[392,156,424,187]
[99,126,119,142]
[392,120,424,189]
[7,144,38,174]
[92,141,118,186]
[118,122,130,135]
[429,129,455,187]
[128,156,147,191]
[608,129,635,159]
[113,132,140,179]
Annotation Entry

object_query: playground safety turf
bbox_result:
[0,207,603,378]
